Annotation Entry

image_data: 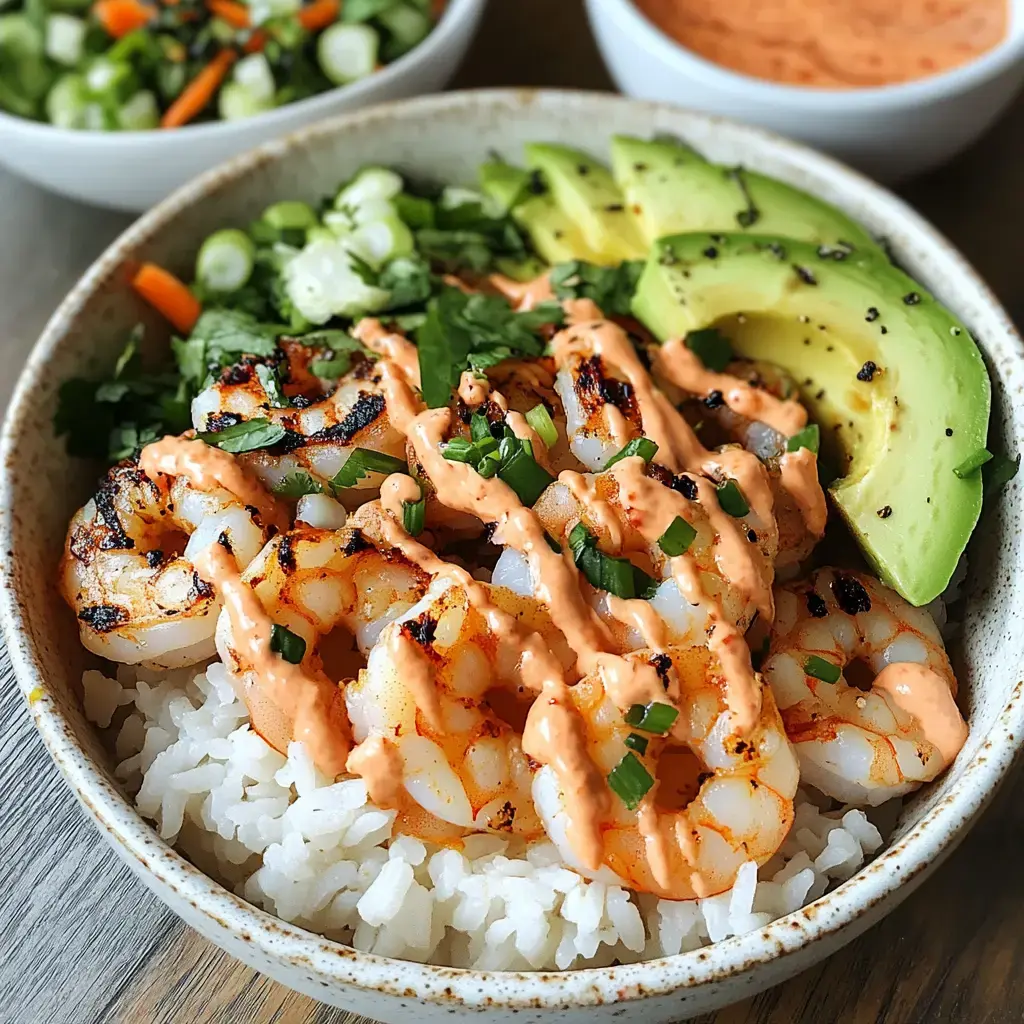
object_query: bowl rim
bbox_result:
[3,88,1024,1010]
[587,0,1024,108]
[0,0,481,142]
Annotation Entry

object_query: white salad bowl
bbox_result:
[0,0,485,213]
[3,90,1024,1022]
[585,0,1024,181]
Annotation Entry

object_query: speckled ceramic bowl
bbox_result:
[2,90,1023,1023]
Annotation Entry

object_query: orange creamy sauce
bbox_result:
[140,275,968,888]
[633,0,1008,88]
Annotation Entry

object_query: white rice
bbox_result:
[84,662,889,971]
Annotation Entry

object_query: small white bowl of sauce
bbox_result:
[586,0,1024,180]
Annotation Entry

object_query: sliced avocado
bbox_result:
[633,232,990,606]
[611,135,879,253]
[478,159,606,265]
[523,143,647,264]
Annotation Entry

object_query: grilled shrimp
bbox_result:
[532,645,799,900]
[60,456,271,668]
[764,568,967,806]
[192,341,406,507]
[214,522,432,760]
[345,576,576,840]
[494,460,776,651]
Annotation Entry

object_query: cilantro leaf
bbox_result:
[549,260,645,317]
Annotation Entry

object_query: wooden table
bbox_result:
[3,2,1024,1021]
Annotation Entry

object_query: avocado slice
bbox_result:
[478,160,606,266]
[633,232,990,606]
[611,135,879,253]
[523,143,647,264]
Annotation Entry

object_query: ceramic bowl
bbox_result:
[2,90,1023,1023]
[0,0,485,213]
[585,0,1024,182]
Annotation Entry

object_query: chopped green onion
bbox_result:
[474,435,499,459]
[442,437,481,465]
[787,424,820,455]
[272,472,323,498]
[498,446,555,506]
[262,200,318,232]
[331,448,407,489]
[804,655,841,684]
[470,413,493,443]
[716,480,750,517]
[685,328,733,373]
[309,355,354,380]
[477,454,501,479]
[195,228,256,294]
[984,452,1021,497]
[953,448,994,479]
[270,623,306,665]
[623,702,679,734]
[603,437,659,471]
[658,516,697,557]
[624,733,649,756]
[196,418,286,454]
[607,752,654,810]
[526,403,558,448]
[569,523,658,600]
[402,492,426,536]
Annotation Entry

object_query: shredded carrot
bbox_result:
[160,49,237,129]
[297,0,339,31]
[131,264,202,333]
[93,0,155,37]
[242,27,267,53]
[206,0,250,27]
[430,0,447,18]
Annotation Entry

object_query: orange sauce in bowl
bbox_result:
[632,0,1009,88]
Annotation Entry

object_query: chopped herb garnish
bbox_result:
[804,655,841,684]
[624,733,649,756]
[525,403,558,449]
[548,260,644,317]
[498,444,555,506]
[470,413,493,443]
[442,437,481,465]
[984,452,1021,497]
[272,472,324,498]
[685,328,733,373]
[657,516,697,557]
[623,701,679,734]
[196,418,287,453]
[269,623,306,665]
[607,752,654,810]
[477,453,502,478]
[604,437,659,471]
[569,523,659,600]
[331,448,407,489]
[716,479,750,517]
[255,364,289,407]
[787,424,820,455]
[402,488,426,536]
[953,448,994,478]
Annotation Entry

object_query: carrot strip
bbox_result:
[430,0,446,18]
[206,0,250,28]
[297,0,339,31]
[242,27,267,52]
[93,0,155,38]
[160,49,237,129]
[131,264,202,333]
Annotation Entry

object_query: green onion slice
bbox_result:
[331,448,407,489]
[658,516,697,557]
[684,327,733,373]
[477,454,501,479]
[716,479,750,517]
[607,752,654,810]
[270,623,306,665]
[953,448,994,479]
[804,655,841,684]
[624,733,649,756]
[402,497,426,536]
[569,522,659,600]
[497,446,555,506]
[787,424,820,455]
[196,418,286,454]
[603,436,659,471]
[470,413,493,443]
[525,403,558,448]
[623,701,679,734]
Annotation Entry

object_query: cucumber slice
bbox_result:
[262,200,318,231]
[44,12,85,66]
[45,71,89,127]
[233,52,275,104]
[117,88,159,130]
[218,80,272,121]
[335,166,404,209]
[377,1,430,60]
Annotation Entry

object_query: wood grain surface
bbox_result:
[3,2,1024,1022]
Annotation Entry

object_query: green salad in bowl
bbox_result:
[0,0,441,129]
